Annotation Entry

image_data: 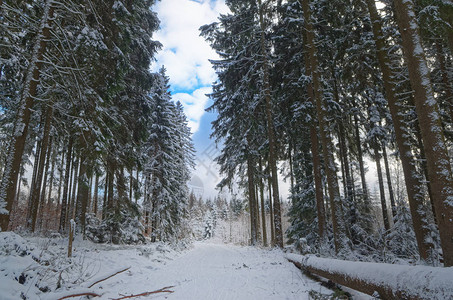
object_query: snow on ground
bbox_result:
[136,241,330,300]
[1,232,336,300]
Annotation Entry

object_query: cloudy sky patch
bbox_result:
[152,0,228,93]
[173,87,211,133]
[151,0,228,198]
[152,0,229,137]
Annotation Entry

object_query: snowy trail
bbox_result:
[138,242,329,299]
[1,233,364,299]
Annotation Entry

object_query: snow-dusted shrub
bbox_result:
[287,185,319,252]
[86,200,145,244]
[0,231,30,257]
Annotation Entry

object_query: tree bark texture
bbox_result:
[288,256,453,299]
[301,19,326,240]
[0,1,55,231]
[30,106,53,232]
[59,137,73,232]
[365,0,436,263]
[374,146,390,231]
[93,173,99,216]
[258,0,283,248]
[268,175,275,246]
[68,154,79,225]
[394,0,453,267]
[381,144,396,220]
[300,0,345,253]
[76,152,89,236]
[37,135,53,231]
[353,114,369,208]
[247,156,258,245]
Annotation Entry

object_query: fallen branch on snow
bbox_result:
[111,286,175,299]
[87,267,131,288]
[57,292,100,300]
[54,285,174,300]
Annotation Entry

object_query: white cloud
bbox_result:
[173,87,211,133]
[152,0,229,90]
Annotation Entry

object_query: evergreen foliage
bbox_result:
[0,0,195,245]
[202,0,453,265]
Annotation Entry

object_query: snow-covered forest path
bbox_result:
[144,242,329,299]
[2,233,372,299]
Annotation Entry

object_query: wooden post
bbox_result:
[68,219,75,257]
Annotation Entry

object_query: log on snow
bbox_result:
[57,292,100,300]
[112,286,175,299]
[286,253,453,300]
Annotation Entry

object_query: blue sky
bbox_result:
[151,0,229,199]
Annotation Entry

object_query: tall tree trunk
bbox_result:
[44,138,58,230]
[268,175,275,246]
[353,114,369,207]
[59,138,73,232]
[66,153,74,225]
[144,174,149,234]
[93,172,99,216]
[57,145,65,205]
[338,130,348,199]
[247,156,258,246]
[38,135,53,231]
[107,163,114,211]
[258,0,283,248]
[300,0,345,253]
[87,173,93,213]
[260,176,267,247]
[381,144,396,220]
[116,168,127,203]
[150,176,158,242]
[68,154,79,224]
[47,138,58,204]
[349,158,357,204]
[0,2,55,231]
[311,126,326,239]
[75,151,89,236]
[365,0,436,264]
[259,158,267,246]
[301,19,326,240]
[374,146,390,231]
[145,210,150,235]
[413,118,436,225]
[288,145,295,193]
[27,140,41,227]
[353,112,373,233]
[30,106,53,232]
[102,173,108,220]
[129,167,133,202]
[332,66,354,204]
[135,169,139,204]
[338,122,354,204]
[435,42,453,123]
[10,174,23,230]
[338,121,358,242]
[255,184,261,240]
[394,0,453,267]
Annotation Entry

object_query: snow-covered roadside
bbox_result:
[0,232,183,299]
[1,232,342,300]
